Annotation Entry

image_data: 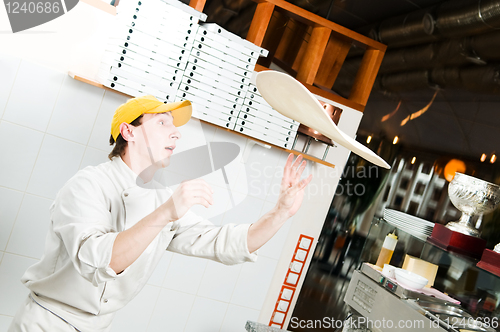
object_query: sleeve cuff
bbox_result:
[78,232,131,286]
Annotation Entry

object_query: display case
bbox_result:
[358,218,500,330]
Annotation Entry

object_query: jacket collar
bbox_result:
[110,156,160,191]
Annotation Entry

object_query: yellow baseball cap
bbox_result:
[111,95,192,141]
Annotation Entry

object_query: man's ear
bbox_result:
[119,122,135,142]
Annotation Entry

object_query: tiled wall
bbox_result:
[0,54,319,331]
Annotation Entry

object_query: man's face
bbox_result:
[132,112,181,167]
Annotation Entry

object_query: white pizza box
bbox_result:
[238,106,299,131]
[161,0,207,21]
[105,51,184,77]
[184,68,248,94]
[117,4,199,22]
[243,97,273,110]
[194,35,262,63]
[118,0,207,22]
[108,68,180,94]
[108,66,179,92]
[123,24,197,48]
[235,117,296,137]
[178,83,244,106]
[181,76,246,99]
[194,108,238,124]
[243,102,298,126]
[189,48,252,74]
[189,48,255,74]
[104,76,171,102]
[179,83,243,107]
[194,30,264,59]
[107,29,193,58]
[198,23,268,56]
[192,42,257,68]
[103,79,141,97]
[188,50,254,76]
[176,89,242,112]
[112,26,195,51]
[106,61,178,84]
[107,45,188,73]
[187,54,252,86]
[119,16,198,38]
[237,108,299,130]
[240,104,299,126]
[107,36,186,59]
[186,55,251,81]
[116,11,196,28]
[123,25,197,48]
[103,77,178,103]
[198,30,267,61]
[245,90,270,106]
[191,43,253,71]
[193,39,259,65]
[181,78,245,101]
[110,42,188,69]
[236,111,299,133]
[177,95,238,124]
[189,97,238,117]
[192,103,236,120]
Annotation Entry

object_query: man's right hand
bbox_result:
[161,179,214,222]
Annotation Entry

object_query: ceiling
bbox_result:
[197,0,500,161]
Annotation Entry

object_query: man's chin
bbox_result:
[158,156,171,168]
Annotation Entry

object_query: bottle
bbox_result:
[375,231,398,268]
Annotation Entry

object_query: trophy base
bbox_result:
[445,220,481,237]
[427,224,486,259]
[477,249,500,277]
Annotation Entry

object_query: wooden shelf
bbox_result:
[244,0,386,112]
[70,73,336,169]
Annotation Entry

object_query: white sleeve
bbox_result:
[51,173,128,287]
[167,210,258,265]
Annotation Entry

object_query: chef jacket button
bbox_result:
[103,299,108,303]
[124,192,129,197]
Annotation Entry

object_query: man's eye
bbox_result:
[159,121,164,125]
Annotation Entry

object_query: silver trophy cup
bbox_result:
[446,172,500,237]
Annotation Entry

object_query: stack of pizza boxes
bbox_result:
[176,23,268,130]
[98,0,206,102]
[236,84,299,149]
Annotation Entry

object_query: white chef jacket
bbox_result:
[20,156,257,332]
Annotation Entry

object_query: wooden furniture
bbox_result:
[189,0,387,113]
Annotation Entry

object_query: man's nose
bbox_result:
[170,127,181,140]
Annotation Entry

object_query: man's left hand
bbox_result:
[275,153,313,219]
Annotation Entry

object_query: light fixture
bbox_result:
[366,135,372,144]
[393,136,399,145]
[491,154,497,164]
[313,130,318,135]
[444,159,467,182]
[411,157,416,164]
[481,153,487,162]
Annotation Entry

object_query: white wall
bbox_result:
[0,1,365,330]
